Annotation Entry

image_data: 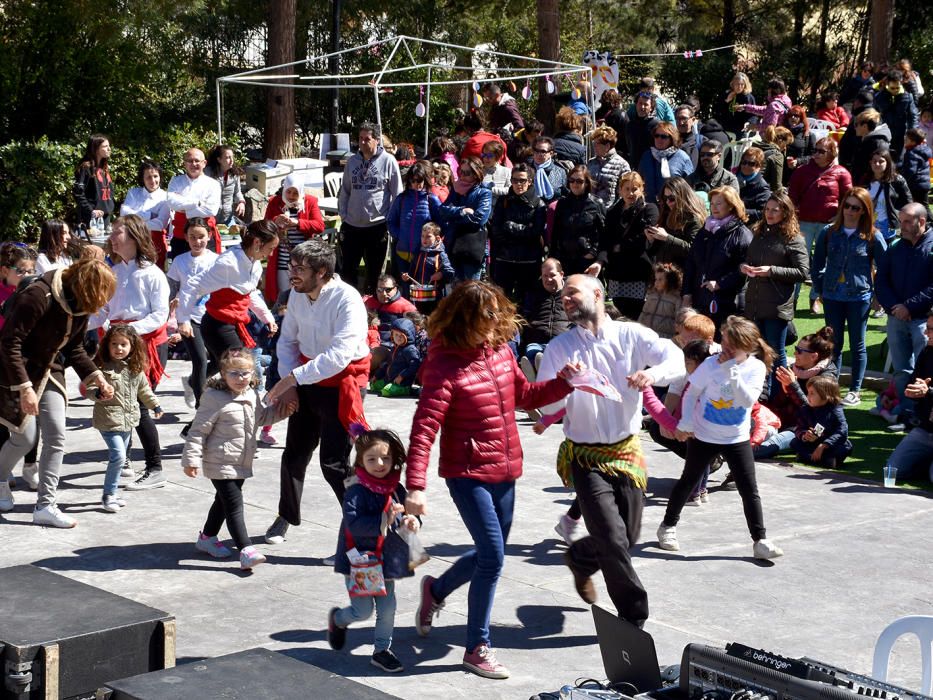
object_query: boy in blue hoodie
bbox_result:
[371,318,422,397]
[902,128,932,206]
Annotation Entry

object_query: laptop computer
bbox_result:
[592,605,663,693]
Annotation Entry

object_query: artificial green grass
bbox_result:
[770,288,928,489]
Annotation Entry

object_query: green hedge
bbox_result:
[0,126,240,242]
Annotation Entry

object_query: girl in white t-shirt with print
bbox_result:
[658,315,784,560]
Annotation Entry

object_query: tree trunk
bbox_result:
[721,0,736,44]
[869,0,893,66]
[814,0,831,104]
[789,0,806,102]
[536,0,560,132]
[265,0,297,159]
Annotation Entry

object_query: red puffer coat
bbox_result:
[406,342,573,490]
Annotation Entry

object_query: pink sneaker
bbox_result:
[415,575,444,636]
[240,546,267,570]
[195,532,232,558]
[463,643,510,679]
[258,428,277,446]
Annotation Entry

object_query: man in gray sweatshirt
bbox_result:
[337,121,403,294]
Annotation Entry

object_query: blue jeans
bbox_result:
[799,221,825,302]
[823,297,871,391]
[454,261,483,282]
[335,580,397,651]
[886,316,927,407]
[753,430,795,459]
[100,430,131,497]
[888,427,933,481]
[431,478,514,652]
[755,318,789,399]
[524,343,546,369]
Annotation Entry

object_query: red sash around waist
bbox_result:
[205,287,256,349]
[110,320,169,388]
[172,212,221,253]
[298,353,370,433]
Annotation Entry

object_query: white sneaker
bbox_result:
[102,495,125,513]
[33,504,77,528]
[240,546,267,570]
[195,532,232,558]
[657,524,679,551]
[753,539,784,560]
[554,513,585,544]
[22,463,39,490]
[841,391,861,407]
[182,375,196,408]
[686,495,702,507]
[0,482,14,512]
[519,356,536,382]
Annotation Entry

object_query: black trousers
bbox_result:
[133,342,168,472]
[278,384,359,525]
[200,313,243,370]
[663,438,766,540]
[181,320,215,406]
[490,260,540,302]
[647,421,688,459]
[566,459,649,627]
[338,222,388,295]
[203,478,250,549]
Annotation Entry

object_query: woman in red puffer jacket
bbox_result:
[404,280,578,680]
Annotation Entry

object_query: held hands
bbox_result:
[391,502,406,518]
[627,370,654,389]
[905,377,931,399]
[532,421,548,435]
[267,320,278,335]
[167,333,182,346]
[96,378,115,401]
[183,466,199,478]
[266,374,298,406]
[178,322,193,338]
[405,489,427,516]
[401,514,420,532]
[674,428,694,442]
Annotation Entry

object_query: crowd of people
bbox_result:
[1,58,932,680]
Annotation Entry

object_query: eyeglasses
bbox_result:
[184,158,203,164]
[813,148,829,155]
[794,345,815,354]
[224,370,253,380]
[653,133,672,140]
[533,148,551,155]
[700,151,720,158]
[843,202,863,212]
[663,194,677,203]
[480,153,497,159]
[511,178,530,184]
[740,160,758,167]
[13,267,34,276]
[568,178,586,184]
[377,286,396,293]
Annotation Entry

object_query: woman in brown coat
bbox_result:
[0,258,116,527]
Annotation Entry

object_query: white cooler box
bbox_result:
[244,158,327,196]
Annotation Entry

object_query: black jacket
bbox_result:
[851,123,893,184]
[599,199,659,283]
[862,174,913,229]
[553,132,586,166]
[550,193,606,275]
[699,119,730,146]
[874,89,920,159]
[521,286,571,348]
[739,173,772,223]
[648,215,702,268]
[72,164,115,226]
[626,115,660,172]
[489,189,546,264]
[909,346,933,433]
[839,103,870,171]
[684,218,753,317]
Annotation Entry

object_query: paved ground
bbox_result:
[2,359,932,698]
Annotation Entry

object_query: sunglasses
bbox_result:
[740,160,758,167]
[533,148,551,155]
[480,153,497,159]
[794,345,814,354]
[511,178,530,184]
[663,194,676,203]
[843,202,863,212]
[377,287,396,293]
[653,133,672,140]
[700,151,720,158]
[224,370,253,380]
[568,178,586,184]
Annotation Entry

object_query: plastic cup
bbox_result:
[883,465,897,488]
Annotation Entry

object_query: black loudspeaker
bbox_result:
[98,647,402,700]
[0,565,175,700]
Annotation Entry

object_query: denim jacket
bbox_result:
[812,225,887,302]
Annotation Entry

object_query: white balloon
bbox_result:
[546,79,555,95]
[415,102,426,118]
[521,85,532,100]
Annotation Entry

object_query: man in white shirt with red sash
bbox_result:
[167,148,222,259]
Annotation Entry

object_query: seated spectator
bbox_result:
[682,187,753,330]
[860,148,912,241]
[387,161,441,289]
[553,107,587,165]
[767,326,836,430]
[519,258,570,380]
[689,140,739,194]
[480,140,511,201]
[403,310,430,358]
[596,171,658,318]
[366,311,381,349]
[263,173,325,303]
[887,313,933,482]
[638,262,683,339]
[587,125,630,206]
[489,164,546,302]
[401,222,454,315]
[550,166,605,275]
[736,147,772,224]
[901,128,933,205]
[370,318,422,398]
[648,176,707,268]
[789,376,852,468]
[364,274,416,372]
[816,92,850,130]
[638,121,694,203]
[529,136,567,204]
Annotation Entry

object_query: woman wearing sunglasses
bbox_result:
[646,176,707,269]
[637,121,694,204]
[550,166,605,276]
[788,137,853,314]
[811,187,887,406]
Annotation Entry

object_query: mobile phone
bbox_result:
[812,423,824,437]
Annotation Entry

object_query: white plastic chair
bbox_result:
[871,615,933,695]
[324,171,343,198]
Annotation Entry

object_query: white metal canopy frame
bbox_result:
[216,34,594,151]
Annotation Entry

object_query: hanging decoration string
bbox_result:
[608,44,736,59]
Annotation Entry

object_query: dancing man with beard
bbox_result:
[536,274,683,626]
[262,239,371,546]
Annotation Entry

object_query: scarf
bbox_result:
[534,160,555,200]
[736,170,758,185]
[354,465,401,496]
[453,179,473,196]
[792,357,830,381]
[650,146,678,179]
[556,435,647,490]
[704,214,735,234]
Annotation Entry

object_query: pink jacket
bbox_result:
[744,94,792,130]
